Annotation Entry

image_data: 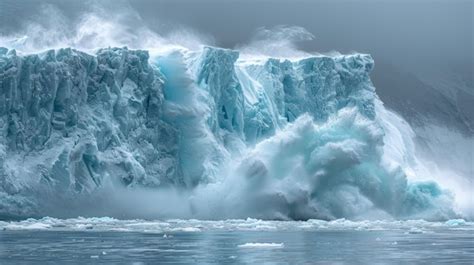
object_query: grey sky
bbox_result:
[138,1,473,68]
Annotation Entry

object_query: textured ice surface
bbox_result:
[0,46,459,220]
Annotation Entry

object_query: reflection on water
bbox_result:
[1,229,473,264]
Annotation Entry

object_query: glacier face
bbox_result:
[0,46,456,220]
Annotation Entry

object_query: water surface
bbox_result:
[1,218,472,264]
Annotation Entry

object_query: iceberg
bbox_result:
[0,45,457,220]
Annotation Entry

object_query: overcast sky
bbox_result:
[0,0,472,78]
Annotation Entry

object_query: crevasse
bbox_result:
[0,46,455,220]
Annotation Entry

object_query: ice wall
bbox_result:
[0,46,457,220]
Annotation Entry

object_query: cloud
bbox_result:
[237,25,315,59]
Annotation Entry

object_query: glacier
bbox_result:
[0,46,458,220]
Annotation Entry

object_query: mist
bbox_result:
[1,0,471,72]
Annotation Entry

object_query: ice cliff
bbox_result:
[0,46,456,220]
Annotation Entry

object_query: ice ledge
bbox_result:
[1,45,374,74]
[196,45,374,73]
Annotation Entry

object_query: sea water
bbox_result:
[1,218,473,264]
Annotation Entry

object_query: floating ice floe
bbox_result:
[238,243,285,249]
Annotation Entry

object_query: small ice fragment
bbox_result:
[375,237,381,241]
[102,251,107,255]
[163,234,168,238]
[407,228,423,234]
[176,227,200,232]
[445,219,466,226]
[237,243,284,249]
